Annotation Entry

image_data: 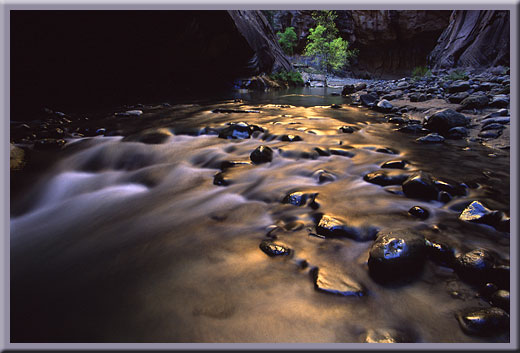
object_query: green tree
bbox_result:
[277,27,298,56]
[304,26,357,79]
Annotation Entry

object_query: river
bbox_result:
[10,87,510,343]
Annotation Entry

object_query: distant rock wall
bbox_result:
[269,10,451,77]
[428,10,510,71]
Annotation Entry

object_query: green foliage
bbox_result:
[311,10,339,41]
[304,23,358,75]
[277,27,298,55]
[447,69,469,81]
[270,70,304,86]
[412,66,432,78]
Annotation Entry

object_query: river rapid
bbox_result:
[10,88,510,343]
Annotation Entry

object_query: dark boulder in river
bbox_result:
[250,145,274,164]
[368,229,427,283]
[455,307,509,336]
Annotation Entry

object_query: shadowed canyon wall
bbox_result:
[10,10,290,120]
[428,10,510,70]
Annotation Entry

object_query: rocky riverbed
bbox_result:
[9,75,510,342]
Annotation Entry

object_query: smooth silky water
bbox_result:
[10,88,510,342]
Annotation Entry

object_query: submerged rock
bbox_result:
[280,134,303,142]
[363,170,409,186]
[259,240,292,257]
[402,171,438,200]
[115,109,143,117]
[339,126,356,133]
[282,191,317,207]
[213,172,231,186]
[456,307,509,336]
[381,160,407,169]
[408,206,429,219]
[311,267,366,297]
[368,229,427,282]
[314,169,336,184]
[250,145,274,164]
[328,147,355,158]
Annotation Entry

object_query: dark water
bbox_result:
[10,88,510,343]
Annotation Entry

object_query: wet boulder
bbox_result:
[280,134,302,142]
[425,239,456,267]
[314,169,336,184]
[213,172,231,186]
[381,160,407,169]
[416,133,444,143]
[282,191,318,207]
[218,122,264,139]
[341,84,356,95]
[424,109,470,134]
[481,116,509,128]
[402,171,438,201]
[316,215,377,242]
[259,239,292,257]
[454,248,496,284]
[339,126,356,133]
[490,290,510,312]
[456,307,509,336]
[368,229,427,282]
[397,123,427,134]
[363,170,409,186]
[375,99,393,113]
[408,206,429,220]
[460,93,489,109]
[481,123,506,132]
[250,145,274,164]
[360,92,379,107]
[311,267,366,297]
[458,201,504,228]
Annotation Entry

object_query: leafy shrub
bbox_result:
[412,66,432,78]
[270,70,304,86]
[277,27,298,56]
[447,69,469,81]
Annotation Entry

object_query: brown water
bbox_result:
[10,88,510,343]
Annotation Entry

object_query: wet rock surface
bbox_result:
[368,230,427,283]
[456,307,509,336]
[250,145,274,164]
[311,267,366,297]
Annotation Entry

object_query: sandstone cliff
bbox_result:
[428,10,510,70]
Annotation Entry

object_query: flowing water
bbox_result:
[10,88,510,343]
